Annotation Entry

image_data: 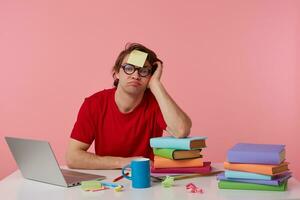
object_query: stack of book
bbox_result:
[217,143,292,191]
[149,136,211,174]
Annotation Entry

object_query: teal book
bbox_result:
[150,136,207,150]
[153,148,202,160]
[218,180,287,191]
[225,170,272,180]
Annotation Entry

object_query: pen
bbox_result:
[101,182,124,188]
[113,172,129,182]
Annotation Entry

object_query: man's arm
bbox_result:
[65,139,141,169]
[149,62,192,138]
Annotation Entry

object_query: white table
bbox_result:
[1,163,300,200]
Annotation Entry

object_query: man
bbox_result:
[66,43,192,169]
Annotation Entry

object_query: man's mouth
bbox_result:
[127,81,142,86]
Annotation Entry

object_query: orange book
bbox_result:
[153,156,203,169]
[224,161,289,175]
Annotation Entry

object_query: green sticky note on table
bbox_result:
[81,180,103,191]
[127,50,148,68]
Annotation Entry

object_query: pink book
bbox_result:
[151,162,211,174]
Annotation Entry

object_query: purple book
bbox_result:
[217,171,292,186]
[151,162,211,174]
[227,143,285,165]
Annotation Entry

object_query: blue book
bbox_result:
[150,136,207,150]
[225,170,273,180]
[227,143,285,164]
[218,172,292,185]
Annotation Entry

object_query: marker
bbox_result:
[112,172,129,182]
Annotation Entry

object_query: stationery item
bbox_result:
[100,182,124,189]
[172,171,223,181]
[227,143,285,164]
[153,148,202,160]
[80,181,106,192]
[122,158,151,189]
[153,156,203,169]
[127,50,148,67]
[161,176,175,187]
[151,162,211,173]
[218,180,288,191]
[151,170,223,182]
[225,170,272,180]
[114,185,124,192]
[113,172,130,182]
[186,183,204,193]
[150,136,207,150]
[224,161,289,175]
[217,172,292,186]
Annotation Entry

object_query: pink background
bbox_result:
[1,0,299,180]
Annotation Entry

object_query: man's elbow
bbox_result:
[65,152,77,169]
[175,120,192,138]
[176,127,191,138]
[178,119,192,138]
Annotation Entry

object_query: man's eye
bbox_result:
[140,69,149,73]
[126,66,134,71]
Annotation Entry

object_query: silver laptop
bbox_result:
[5,137,106,187]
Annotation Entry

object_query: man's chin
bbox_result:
[124,86,146,95]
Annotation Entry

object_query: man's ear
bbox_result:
[115,72,120,79]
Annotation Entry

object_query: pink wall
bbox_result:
[1,0,299,180]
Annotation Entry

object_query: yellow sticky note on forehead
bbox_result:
[127,50,148,68]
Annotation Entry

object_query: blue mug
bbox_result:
[122,158,151,189]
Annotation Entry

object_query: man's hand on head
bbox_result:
[148,61,163,90]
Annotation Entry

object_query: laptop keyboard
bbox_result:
[61,169,105,184]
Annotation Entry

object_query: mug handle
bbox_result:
[121,164,132,180]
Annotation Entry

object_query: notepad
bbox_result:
[127,50,148,67]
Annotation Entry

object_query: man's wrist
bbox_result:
[149,80,163,93]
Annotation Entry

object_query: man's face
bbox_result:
[115,54,152,95]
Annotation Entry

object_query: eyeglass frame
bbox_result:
[121,63,154,77]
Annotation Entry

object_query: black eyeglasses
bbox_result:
[121,64,153,77]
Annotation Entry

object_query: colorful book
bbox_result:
[224,161,289,175]
[151,162,211,173]
[217,172,292,186]
[225,170,272,180]
[153,148,202,160]
[227,143,285,164]
[218,180,287,191]
[150,136,207,150]
[153,156,203,169]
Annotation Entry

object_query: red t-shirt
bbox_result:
[70,88,166,159]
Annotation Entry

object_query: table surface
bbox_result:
[1,163,300,200]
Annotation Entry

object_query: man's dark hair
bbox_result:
[112,43,163,87]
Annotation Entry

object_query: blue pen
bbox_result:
[100,182,123,189]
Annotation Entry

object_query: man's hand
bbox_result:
[148,61,163,89]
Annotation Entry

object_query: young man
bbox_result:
[66,43,192,169]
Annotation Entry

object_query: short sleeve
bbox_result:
[70,98,97,144]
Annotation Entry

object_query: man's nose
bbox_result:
[131,69,141,79]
